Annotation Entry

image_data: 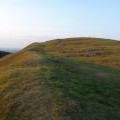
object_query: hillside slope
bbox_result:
[0,38,120,120]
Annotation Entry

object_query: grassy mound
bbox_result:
[0,38,120,120]
[43,38,120,69]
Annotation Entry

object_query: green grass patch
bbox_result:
[32,46,120,120]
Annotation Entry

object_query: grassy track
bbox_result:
[31,45,120,120]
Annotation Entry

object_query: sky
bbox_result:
[0,0,120,48]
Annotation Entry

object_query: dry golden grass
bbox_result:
[43,38,120,69]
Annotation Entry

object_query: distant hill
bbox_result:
[0,48,20,53]
[0,51,11,58]
[0,38,120,120]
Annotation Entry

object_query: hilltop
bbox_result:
[43,37,120,69]
[0,38,120,120]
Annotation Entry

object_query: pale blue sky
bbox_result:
[0,0,120,48]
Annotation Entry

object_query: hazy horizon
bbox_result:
[0,0,120,48]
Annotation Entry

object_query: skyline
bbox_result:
[0,0,120,48]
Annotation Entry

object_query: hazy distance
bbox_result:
[0,0,120,49]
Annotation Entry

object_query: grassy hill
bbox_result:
[0,38,120,120]
[43,38,120,69]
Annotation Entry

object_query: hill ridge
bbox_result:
[0,38,120,120]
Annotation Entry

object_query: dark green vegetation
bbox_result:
[0,38,120,120]
[0,51,11,58]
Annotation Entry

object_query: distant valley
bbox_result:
[0,48,20,53]
[0,51,11,58]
